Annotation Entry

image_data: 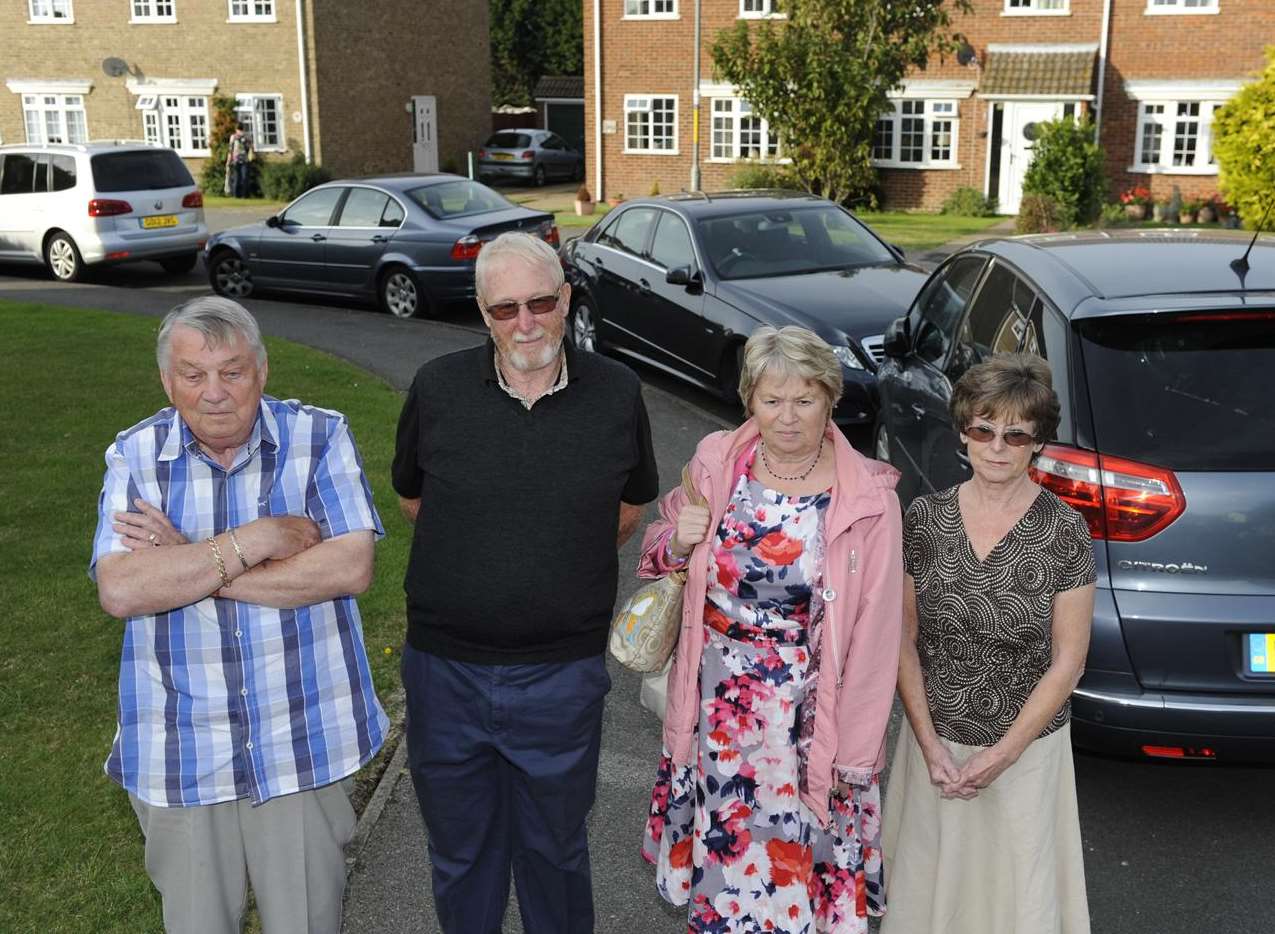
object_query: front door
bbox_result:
[997,101,1065,215]
[412,96,438,174]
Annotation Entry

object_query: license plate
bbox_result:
[492,153,513,161]
[1246,633,1275,674]
[141,214,178,229]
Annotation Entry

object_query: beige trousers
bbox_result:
[129,781,356,934]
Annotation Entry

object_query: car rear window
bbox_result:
[407,180,513,219]
[1079,310,1275,471]
[91,149,194,192]
[486,133,531,149]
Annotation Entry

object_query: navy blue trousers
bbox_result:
[402,645,611,934]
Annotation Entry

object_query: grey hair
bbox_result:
[156,296,267,372]
[739,326,844,413]
[474,231,564,304]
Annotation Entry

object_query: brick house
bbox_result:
[584,0,1273,211]
[1,0,492,179]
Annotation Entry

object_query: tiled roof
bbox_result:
[981,49,1096,97]
[534,75,585,100]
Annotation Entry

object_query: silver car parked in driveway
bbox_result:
[477,129,584,186]
[0,141,207,281]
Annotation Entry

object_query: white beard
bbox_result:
[503,331,562,372]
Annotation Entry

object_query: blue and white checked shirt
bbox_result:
[90,396,389,807]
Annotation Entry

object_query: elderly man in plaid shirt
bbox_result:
[91,296,388,934]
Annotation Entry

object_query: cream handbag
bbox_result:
[609,466,707,673]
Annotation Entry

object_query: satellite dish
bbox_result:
[956,44,977,67]
[102,57,129,78]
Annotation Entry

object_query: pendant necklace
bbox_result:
[760,434,824,481]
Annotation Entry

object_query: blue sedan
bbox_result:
[205,174,558,318]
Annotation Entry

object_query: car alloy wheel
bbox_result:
[46,233,83,282]
[572,301,598,352]
[211,252,253,299]
[382,269,419,319]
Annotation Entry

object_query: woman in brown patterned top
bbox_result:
[881,353,1096,934]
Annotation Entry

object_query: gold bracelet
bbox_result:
[206,536,231,589]
[226,528,251,572]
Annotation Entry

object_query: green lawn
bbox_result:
[201,193,288,213]
[853,211,1006,253]
[0,302,410,934]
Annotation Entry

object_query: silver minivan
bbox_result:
[0,141,207,281]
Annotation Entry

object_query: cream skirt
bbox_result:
[880,720,1090,934]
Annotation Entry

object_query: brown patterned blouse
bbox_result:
[903,485,1096,747]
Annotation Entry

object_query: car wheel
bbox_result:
[45,232,84,282]
[875,421,892,463]
[533,164,547,187]
[380,266,429,319]
[571,299,600,352]
[208,249,254,299]
[159,253,198,275]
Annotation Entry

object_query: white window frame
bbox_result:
[20,93,87,144]
[131,0,176,23]
[624,94,679,155]
[871,98,961,169]
[1003,0,1070,15]
[1125,82,1238,175]
[623,0,677,20]
[27,0,73,23]
[739,0,785,19]
[228,0,276,22]
[1145,0,1219,14]
[709,97,785,163]
[234,93,286,152]
[144,95,210,156]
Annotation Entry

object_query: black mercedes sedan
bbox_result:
[559,191,929,436]
[205,174,557,318]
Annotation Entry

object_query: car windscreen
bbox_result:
[91,150,194,192]
[1079,310,1275,470]
[697,206,894,280]
[407,181,514,219]
[486,133,531,149]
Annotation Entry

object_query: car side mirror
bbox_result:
[888,243,906,262]
[266,214,282,228]
[666,265,703,294]
[882,316,910,359]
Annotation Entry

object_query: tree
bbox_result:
[712,0,970,205]
[1020,117,1106,227]
[490,0,583,107]
[1212,46,1275,228]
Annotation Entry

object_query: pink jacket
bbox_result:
[638,419,904,826]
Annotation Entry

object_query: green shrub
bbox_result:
[728,161,798,191]
[1020,117,1107,227]
[941,187,996,217]
[1213,47,1275,228]
[258,152,332,202]
[1015,193,1065,234]
[198,95,240,195]
[1097,202,1129,228]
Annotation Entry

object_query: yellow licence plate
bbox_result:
[142,214,178,229]
[492,153,513,161]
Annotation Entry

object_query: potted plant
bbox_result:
[573,184,594,216]
[649,180,661,197]
[1197,196,1218,224]
[606,192,625,208]
[1180,198,1201,225]
[1152,198,1169,222]
[1120,186,1151,221]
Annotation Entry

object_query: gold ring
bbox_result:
[148,533,158,545]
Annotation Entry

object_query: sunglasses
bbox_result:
[484,289,562,321]
[964,425,1038,447]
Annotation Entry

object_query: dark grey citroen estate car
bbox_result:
[874,230,1275,762]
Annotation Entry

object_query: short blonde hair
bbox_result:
[950,352,1060,441]
[738,326,843,414]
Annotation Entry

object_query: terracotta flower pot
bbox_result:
[1124,203,1147,221]
[1179,211,1197,225]
[574,199,595,216]
[606,196,624,208]
[1198,204,1216,224]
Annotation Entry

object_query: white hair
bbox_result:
[474,231,564,304]
[739,326,844,412]
[156,296,266,372]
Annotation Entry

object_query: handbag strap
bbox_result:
[680,464,708,509]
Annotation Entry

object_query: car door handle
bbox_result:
[638,278,651,294]
[311,233,327,242]
[910,403,926,419]
[371,234,388,243]
[594,255,606,267]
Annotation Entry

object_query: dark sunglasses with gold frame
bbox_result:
[483,287,563,321]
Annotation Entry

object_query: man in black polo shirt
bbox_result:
[391,231,659,933]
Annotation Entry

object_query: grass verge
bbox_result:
[853,211,1006,253]
[201,194,288,213]
[0,301,410,934]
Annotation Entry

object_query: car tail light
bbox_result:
[89,199,132,217]
[521,150,535,160]
[1141,744,1216,760]
[450,235,483,261]
[1029,444,1186,542]
[182,191,203,209]
[478,149,488,159]
[539,222,559,246]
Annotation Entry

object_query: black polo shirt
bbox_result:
[391,339,660,664]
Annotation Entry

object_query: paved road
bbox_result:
[3,254,1272,934]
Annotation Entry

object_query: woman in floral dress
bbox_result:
[637,327,905,933]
